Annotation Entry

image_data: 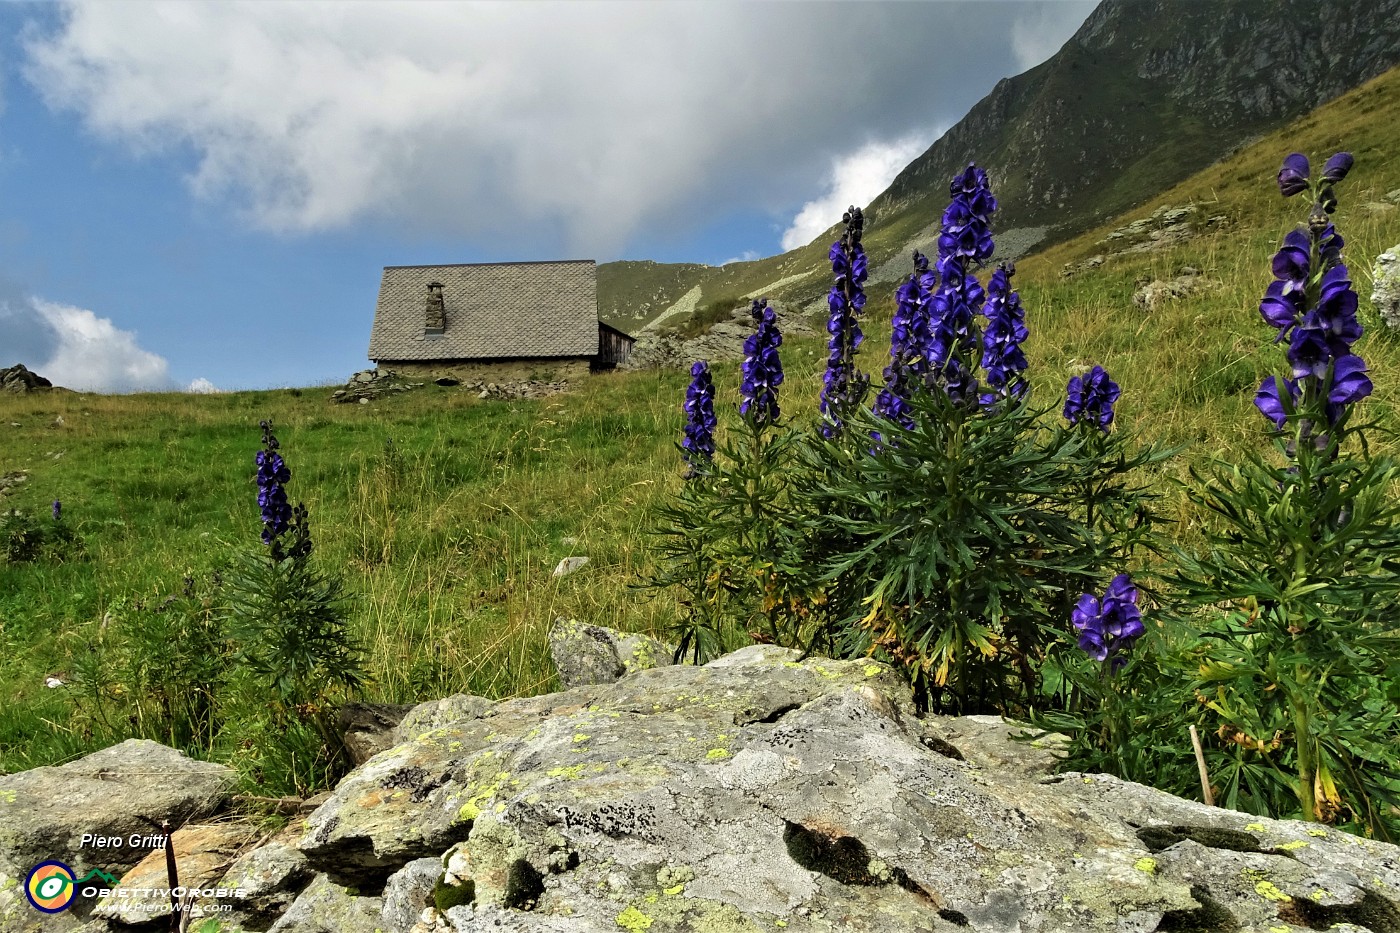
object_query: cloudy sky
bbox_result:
[0,0,1095,392]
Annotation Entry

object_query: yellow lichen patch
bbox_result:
[548,765,585,780]
[1245,822,1266,832]
[616,905,654,930]
[1133,857,1157,875]
[706,749,730,760]
[573,733,591,743]
[664,884,686,896]
[0,790,17,804]
[1306,828,1328,837]
[1254,880,1292,902]
[863,664,881,677]
[1276,840,1309,851]
[456,770,512,822]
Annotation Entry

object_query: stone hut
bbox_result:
[368,260,634,382]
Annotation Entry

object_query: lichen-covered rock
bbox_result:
[0,739,235,877]
[339,701,416,766]
[397,694,497,743]
[267,873,384,933]
[92,822,257,925]
[547,618,624,687]
[217,837,314,926]
[546,617,676,688]
[1373,243,1400,332]
[382,857,444,932]
[293,642,1400,932]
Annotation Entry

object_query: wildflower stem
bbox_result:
[1189,725,1214,806]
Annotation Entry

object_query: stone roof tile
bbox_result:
[369,260,599,361]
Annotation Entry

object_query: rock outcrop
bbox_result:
[0,365,54,395]
[1374,243,1400,332]
[622,302,813,371]
[4,642,1400,933]
[0,740,236,931]
[546,617,676,688]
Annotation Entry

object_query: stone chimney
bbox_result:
[425,281,446,335]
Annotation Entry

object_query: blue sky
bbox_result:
[0,1,1095,392]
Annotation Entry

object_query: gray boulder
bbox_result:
[397,694,497,744]
[0,739,234,874]
[382,857,444,931]
[1373,243,1400,332]
[217,838,314,927]
[546,617,676,688]
[267,873,384,933]
[339,701,415,766]
[0,740,234,932]
[292,644,1400,932]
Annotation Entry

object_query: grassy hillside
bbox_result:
[3,65,1399,795]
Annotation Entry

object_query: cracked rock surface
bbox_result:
[288,644,1400,933]
[11,642,1400,932]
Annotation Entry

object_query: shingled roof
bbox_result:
[369,259,600,362]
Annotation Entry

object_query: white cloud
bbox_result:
[32,299,174,393]
[721,250,759,267]
[1009,1,1098,72]
[21,2,1097,256]
[780,134,933,252]
[186,377,220,393]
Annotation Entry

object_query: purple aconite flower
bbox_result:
[681,360,717,474]
[740,299,784,428]
[1320,152,1354,185]
[51,499,61,522]
[980,263,1029,402]
[1328,354,1372,408]
[926,164,995,397]
[1072,573,1144,670]
[1254,376,1298,430]
[256,419,293,546]
[821,207,869,438]
[875,251,936,428]
[1064,366,1120,431]
[1257,154,1370,431]
[1277,153,1310,197]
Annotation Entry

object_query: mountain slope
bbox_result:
[867,0,1400,255]
[599,0,1400,332]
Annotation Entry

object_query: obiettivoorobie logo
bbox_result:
[23,861,120,913]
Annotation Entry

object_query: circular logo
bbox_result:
[25,861,77,913]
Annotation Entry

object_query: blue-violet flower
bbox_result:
[740,299,784,428]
